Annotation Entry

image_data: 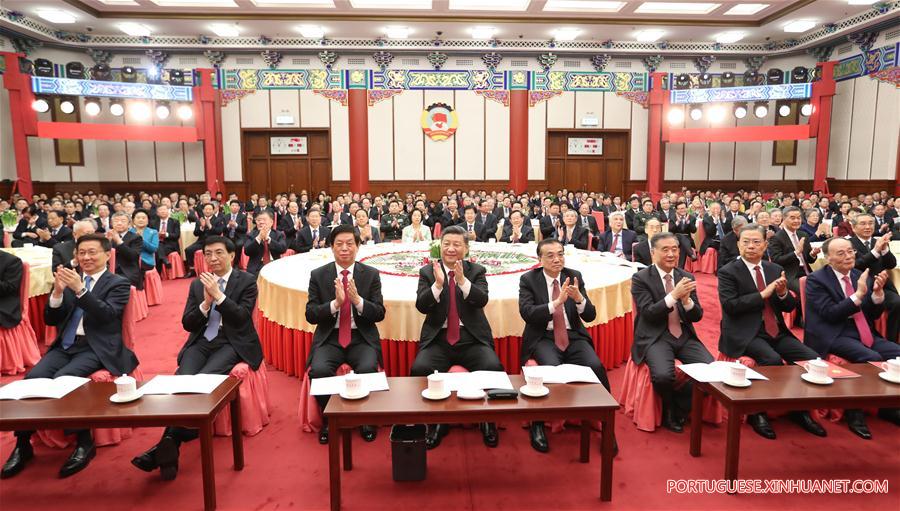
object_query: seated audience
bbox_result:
[244,211,287,276]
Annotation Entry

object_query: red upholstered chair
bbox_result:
[433,223,442,238]
[127,285,149,323]
[161,251,185,280]
[587,232,594,251]
[213,363,271,437]
[108,248,116,273]
[591,212,605,232]
[194,250,209,274]
[696,249,718,275]
[832,227,839,237]
[631,242,638,262]
[144,269,164,306]
[0,262,41,375]
[239,250,249,271]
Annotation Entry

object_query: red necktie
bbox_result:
[551,279,569,351]
[663,274,683,338]
[262,238,271,264]
[612,233,619,254]
[841,275,874,348]
[753,266,780,338]
[339,269,351,348]
[446,270,460,346]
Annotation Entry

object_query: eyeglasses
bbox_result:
[739,239,765,246]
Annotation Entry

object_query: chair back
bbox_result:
[108,248,117,274]
[591,211,605,232]
[433,222,442,238]
[20,262,30,318]
[631,242,638,262]
[587,232,594,251]
[799,276,807,320]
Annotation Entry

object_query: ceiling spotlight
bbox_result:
[33,59,54,77]
[698,73,713,88]
[800,103,813,116]
[791,66,809,83]
[91,64,112,81]
[121,66,137,83]
[146,66,160,83]
[84,98,101,116]
[720,72,735,87]
[167,69,185,86]
[708,104,727,123]
[177,104,194,121]
[689,105,703,121]
[778,104,792,117]
[130,101,152,121]
[31,97,50,113]
[743,70,763,86]
[733,103,748,119]
[766,68,784,85]
[66,62,85,79]
[19,58,34,75]
[667,108,685,125]
[674,73,691,90]
[156,102,171,120]
[59,98,76,115]
[753,101,768,118]
[109,100,125,117]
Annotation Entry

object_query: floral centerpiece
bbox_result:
[362,246,539,278]
[1,210,17,230]
[171,210,188,224]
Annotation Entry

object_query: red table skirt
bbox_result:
[259,312,633,378]
[28,294,49,345]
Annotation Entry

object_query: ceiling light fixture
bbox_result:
[733,103,747,119]
[109,100,125,117]
[724,3,768,15]
[800,103,813,116]
[298,25,326,38]
[449,0,530,10]
[552,27,582,41]
[177,104,194,121]
[31,98,50,113]
[715,31,746,44]
[778,104,792,117]
[384,26,412,39]
[59,98,76,115]
[84,98,102,116]
[35,8,77,24]
[118,22,152,37]
[156,102,171,120]
[470,26,498,39]
[667,108,684,125]
[753,101,768,118]
[708,104,727,123]
[634,2,720,15]
[210,23,241,37]
[635,29,666,42]
[543,1,626,12]
[350,0,432,8]
[783,20,817,33]
[689,105,703,121]
[130,101,152,122]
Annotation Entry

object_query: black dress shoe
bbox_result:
[748,413,776,440]
[529,422,549,453]
[662,408,684,433]
[359,425,377,442]
[131,446,159,472]
[877,408,900,426]
[59,442,96,478]
[481,422,499,448]
[1,444,34,479]
[792,411,827,437]
[319,424,329,445]
[155,436,180,481]
[845,411,872,440]
[425,424,449,450]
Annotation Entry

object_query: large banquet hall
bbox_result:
[0,1,899,511]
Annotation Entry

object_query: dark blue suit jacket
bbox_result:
[600,229,636,260]
[803,267,885,357]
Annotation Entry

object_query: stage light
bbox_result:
[689,105,703,121]
[146,66,160,83]
[66,62,85,79]
[778,104,791,117]
[130,101,152,121]
[19,59,34,75]
[91,64,112,81]
[168,69,185,86]
[84,98,101,116]
[708,104,726,123]
[743,70,763,86]
[698,73,713,88]
[121,66,137,83]
[667,108,685,125]
[156,102,171,120]
[59,98,76,114]
[674,73,691,90]
[766,68,784,85]
[109,100,125,117]
[753,101,768,118]
[733,103,748,119]
[33,58,54,77]
[800,103,813,116]
[31,97,50,113]
[720,72,735,87]
[791,66,809,83]
[176,104,194,121]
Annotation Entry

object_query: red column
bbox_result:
[812,61,836,194]
[646,72,666,198]
[347,89,369,194]
[2,52,37,199]
[508,89,529,193]
[195,68,222,196]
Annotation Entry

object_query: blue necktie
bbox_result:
[203,278,226,341]
[61,276,93,349]
[716,221,725,239]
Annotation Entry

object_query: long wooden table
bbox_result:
[0,379,243,511]
[688,363,900,481]
[324,375,619,511]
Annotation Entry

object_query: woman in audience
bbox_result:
[131,209,159,272]
[799,208,831,242]
[354,208,381,244]
[402,209,432,243]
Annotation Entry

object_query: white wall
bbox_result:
[828,77,899,180]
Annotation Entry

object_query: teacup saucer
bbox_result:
[878,372,900,384]
[457,388,486,400]
[421,388,451,401]
[723,379,751,388]
[109,392,142,404]
[339,389,370,400]
[801,373,833,385]
[519,385,550,397]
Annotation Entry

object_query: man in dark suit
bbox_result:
[724,198,744,233]
[222,200,248,264]
[0,250,24,332]
[849,214,899,342]
[539,203,562,240]
[624,197,641,231]
[52,219,96,271]
[631,232,713,432]
[768,206,819,299]
[131,235,263,481]
[717,224,825,440]
[803,237,900,438]
[600,212,636,260]
[410,226,504,449]
[293,208,331,253]
[244,211,287,276]
[500,210,535,243]
[440,199,462,228]
[2,234,137,479]
[151,204,181,270]
[460,205,488,243]
[306,225,386,444]
[518,238,611,453]
[107,212,144,290]
[476,201,499,241]
[700,202,727,256]
[577,203,600,247]
[633,218,662,266]
[668,202,697,268]
[185,203,224,276]
[554,210,589,250]
[11,205,48,247]
[717,216,747,271]
[278,201,304,240]
[35,210,73,249]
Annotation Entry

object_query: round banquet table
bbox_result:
[179,222,197,259]
[1,246,54,343]
[257,241,637,377]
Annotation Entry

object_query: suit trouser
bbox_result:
[882,291,900,343]
[155,240,180,268]
[674,234,694,269]
[644,332,713,412]
[308,331,379,412]
[184,241,204,270]
[165,335,242,443]
[743,331,818,366]
[410,329,504,376]
[531,332,611,391]
[829,335,900,362]
[16,343,103,443]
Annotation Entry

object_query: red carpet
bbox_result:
[2,274,899,511]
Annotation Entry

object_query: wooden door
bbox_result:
[545,130,629,199]
[242,130,332,197]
